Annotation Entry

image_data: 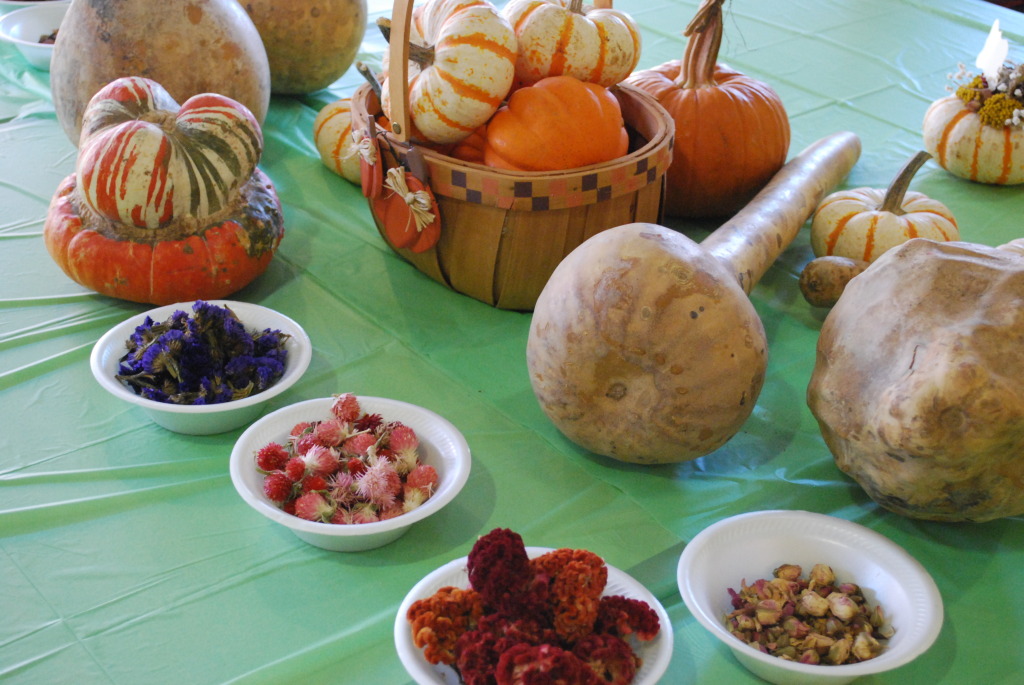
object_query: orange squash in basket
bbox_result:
[482,76,629,171]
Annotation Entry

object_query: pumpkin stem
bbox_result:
[569,0,584,13]
[377,18,435,68]
[356,60,383,102]
[878,150,932,215]
[677,0,727,89]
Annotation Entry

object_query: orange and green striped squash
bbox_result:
[923,95,1024,185]
[44,77,284,305]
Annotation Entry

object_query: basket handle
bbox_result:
[387,0,415,143]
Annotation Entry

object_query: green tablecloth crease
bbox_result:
[2,0,1022,683]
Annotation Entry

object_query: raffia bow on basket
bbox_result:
[351,0,675,311]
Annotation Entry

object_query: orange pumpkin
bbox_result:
[381,0,517,145]
[44,77,284,305]
[627,0,790,218]
[482,75,628,171]
[502,0,641,88]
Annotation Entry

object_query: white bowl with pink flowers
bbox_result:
[229,395,471,552]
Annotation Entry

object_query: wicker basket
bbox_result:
[352,0,674,311]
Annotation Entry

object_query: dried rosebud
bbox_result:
[803,632,835,654]
[827,592,860,621]
[799,649,821,665]
[809,564,835,588]
[733,613,757,631]
[782,615,810,639]
[773,564,803,582]
[827,635,853,664]
[819,614,843,634]
[756,599,783,626]
[767,577,797,601]
[836,582,860,595]
[852,631,882,661]
[797,590,830,617]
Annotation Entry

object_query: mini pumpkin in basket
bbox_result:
[350,0,674,311]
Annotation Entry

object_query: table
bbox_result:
[2,1,1023,683]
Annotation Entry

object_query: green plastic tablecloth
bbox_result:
[2,0,1023,683]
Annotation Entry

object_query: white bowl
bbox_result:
[0,3,68,70]
[90,300,312,436]
[395,546,673,684]
[677,510,943,685]
[229,396,472,552]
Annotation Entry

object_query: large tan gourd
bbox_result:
[807,238,1024,522]
[51,0,271,145]
[241,0,368,95]
[527,132,861,464]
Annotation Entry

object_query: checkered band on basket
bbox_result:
[422,143,673,212]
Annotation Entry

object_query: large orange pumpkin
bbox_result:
[627,0,790,218]
[44,77,284,305]
[481,75,628,171]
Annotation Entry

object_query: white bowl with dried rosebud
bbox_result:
[91,300,312,436]
[677,510,943,685]
[229,394,471,552]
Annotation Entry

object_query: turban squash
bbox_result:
[44,77,284,305]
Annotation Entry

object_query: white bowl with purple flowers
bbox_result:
[90,300,312,435]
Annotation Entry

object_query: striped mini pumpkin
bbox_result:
[382,0,517,145]
[502,0,641,88]
[923,95,1024,185]
[44,76,283,305]
[810,151,959,263]
[313,98,362,184]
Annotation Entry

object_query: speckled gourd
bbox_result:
[807,238,1024,522]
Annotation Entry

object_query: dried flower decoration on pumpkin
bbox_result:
[924,20,1024,184]
[406,528,661,684]
[253,393,439,524]
[116,300,289,405]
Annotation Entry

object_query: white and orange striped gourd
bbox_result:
[382,0,517,145]
[313,98,362,184]
[923,94,1024,185]
[810,151,959,263]
[44,76,284,305]
[502,0,641,88]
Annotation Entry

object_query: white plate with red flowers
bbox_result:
[229,395,471,552]
[394,546,673,684]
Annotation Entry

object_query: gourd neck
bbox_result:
[879,150,932,215]
[677,0,726,89]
